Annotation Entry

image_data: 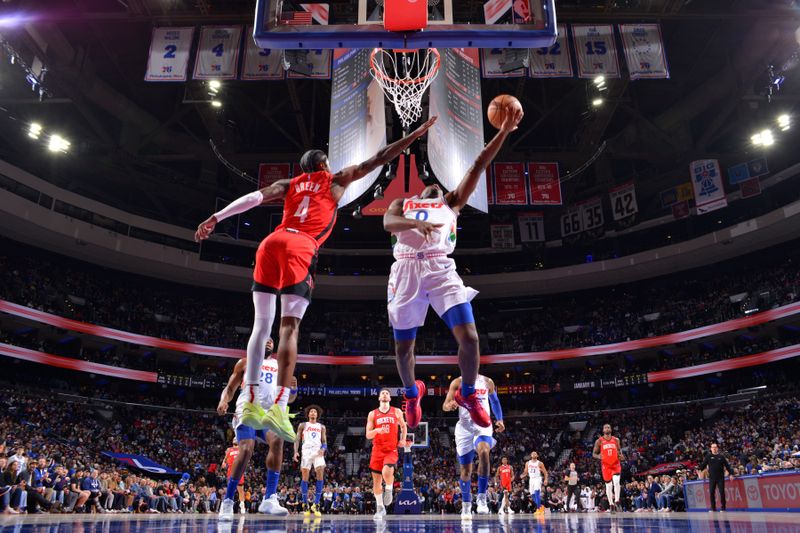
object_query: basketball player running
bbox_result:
[221,438,246,516]
[495,457,515,515]
[217,339,298,520]
[520,451,548,515]
[593,423,624,512]
[366,388,408,520]
[294,405,327,516]
[196,117,438,442]
[443,375,505,520]
[383,106,523,430]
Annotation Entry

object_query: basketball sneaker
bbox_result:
[454,389,491,427]
[258,495,288,516]
[507,507,515,515]
[373,507,387,520]
[461,502,473,521]
[476,496,490,515]
[218,498,235,521]
[261,404,296,441]
[311,503,322,517]
[303,503,311,516]
[383,489,394,507]
[240,401,269,430]
[404,380,426,429]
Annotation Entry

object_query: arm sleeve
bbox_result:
[488,391,503,421]
[213,190,264,222]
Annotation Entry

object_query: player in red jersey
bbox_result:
[495,457,515,515]
[222,437,246,514]
[365,388,407,520]
[593,423,625,512]
[195,117,437,442]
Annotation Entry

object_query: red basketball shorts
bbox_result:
[252,230,318,300]
[369,448,399,473]
[602,462,621,482]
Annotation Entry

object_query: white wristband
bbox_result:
[213,190,264,222]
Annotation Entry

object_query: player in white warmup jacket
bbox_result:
[443,374,505,520]
[383,106,523,432]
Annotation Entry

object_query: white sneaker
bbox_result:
[373,506,387,520]
[476,497,490,515]
[461,502,473,521]
[507,507,515,515]
[258,494,289,516]
[239,501,246,514]
[218,499,235,521]
[498,507,506,516]
[383,490,393,507]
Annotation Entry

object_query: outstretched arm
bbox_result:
[195,180,291,241]
[445,106,523,212]
[333,117,437,190]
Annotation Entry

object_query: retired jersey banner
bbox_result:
[609,182,638,221]
[493,163,527,205]
[619,24,670,80]
[145,27,194,82]
[528,162,562,205]
[193,26,242,80]
[572,24,620,79]
[530,24,573,78]
[481,48,527,78]
[560,207,582,237]
[690,159,728,214]
[287,49,332,79]
[491,224,515,249]
[242,26,284,80]
[579,197,604,232]
[518,212,545,242]
[258,163,292,204]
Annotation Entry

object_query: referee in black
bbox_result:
[697,443,733,512]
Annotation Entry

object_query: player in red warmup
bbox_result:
[593,423,625,512]
[366,388,407,520]
[195,117,436,443]
[496,457,515,515]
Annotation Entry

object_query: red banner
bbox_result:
[528,162,562,205]
[362,154,425,216]
[672,200,690,220]
[258,163,292,204]
[740,177,762,199]
[493,162,527,205]
[685,472,800,511]
[487,171,495,205]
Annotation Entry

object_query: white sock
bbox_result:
[375,493,384,510]
[385,487,393,498]
[613,475,621,504]
[276,387,290,409]
[605,482,614,507]
[244,293,277,391]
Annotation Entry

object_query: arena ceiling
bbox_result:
[0,0,798,232]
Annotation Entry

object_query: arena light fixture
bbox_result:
[777,114,791,131]
[47,134,70,153]
[28,122,42,139]
[208,80,221,95]
[592,98,604,107]
[593,75,606,87]
[751,129,775,146]
[211,100,222,108]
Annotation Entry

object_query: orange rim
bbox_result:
[370,48,441,86]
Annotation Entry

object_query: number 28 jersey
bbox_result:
[392,197,458,259]
[276,170,338,246]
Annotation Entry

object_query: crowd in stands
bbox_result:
[2,380,798,516]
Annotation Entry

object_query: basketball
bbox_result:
[487,94,523,129]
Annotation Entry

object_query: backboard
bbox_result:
[253,0,557,50]
[407,421,429,449]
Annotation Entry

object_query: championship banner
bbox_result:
[428,48,488,212]
[490,224,515,248]
[572,24,621,79]
[144,27,194,82]
[481,48,527,78]
[685,472,800,512]
[193,26,243,80]
[286,49,332,79]
[518,212,545,242]
[609,181,638,221]
[690,159,727,214]
[329,49,386,207]
[493,162,527,205]
[258,163,292,204]
[618,24,670,80]
[528,162,562,205]
[530,24,573,78]
[102,453,179,475]
[241,26,284,80]
[660,182,693,208]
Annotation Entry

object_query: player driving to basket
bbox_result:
[195,117,437,443]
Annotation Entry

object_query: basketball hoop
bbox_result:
[370,48,440,130]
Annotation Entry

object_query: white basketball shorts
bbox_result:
[301,453,326,470]
[387,257,478,331]
[529,478,543,493]
[454,420,495,458]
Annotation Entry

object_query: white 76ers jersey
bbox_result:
[458,375,491,430]
[233,357,278,428]
[527,460,543,479]
[392,197,458,259]
[302,422,323,455]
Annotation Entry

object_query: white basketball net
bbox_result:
[370,48,441,130]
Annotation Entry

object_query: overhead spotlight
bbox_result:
[777,114,791,131]
[352,205,363,219]
[28,123,42,139]
[593,75,606,90]
[373,185,384,200]
[211,100,222,108]
[752,129,774,147]
[592,98,604,107]
[208,80,221,95]
[48,134,70,153]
